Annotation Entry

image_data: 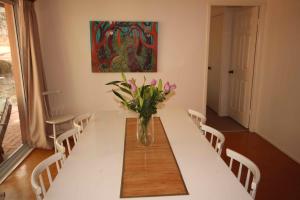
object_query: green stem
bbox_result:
[139,116,150,145]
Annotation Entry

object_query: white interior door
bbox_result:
[228,7,259,128]
[207,14,223,113]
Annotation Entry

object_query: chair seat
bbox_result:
[48,126,71,139]
[46,114,74,125]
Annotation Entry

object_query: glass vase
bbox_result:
[137,115,154,146]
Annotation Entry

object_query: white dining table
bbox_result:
[45,108,252,200]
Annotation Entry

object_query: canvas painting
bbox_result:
[90,21,158,72]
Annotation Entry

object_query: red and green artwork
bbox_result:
[90,21,158,72]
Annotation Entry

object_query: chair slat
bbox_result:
[66,138,71,153]
[56,161,60,172]
[72,134,77,144]
[238,163,243,181]
[229,158,233,169]
[39,174,46,196]
[46,166,53,184]
[245,168,251,189]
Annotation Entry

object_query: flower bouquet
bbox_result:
[106,73,176,145]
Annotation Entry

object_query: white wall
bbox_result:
[34,0,208,114]
[255,0,300,163]
[35,0,300,163]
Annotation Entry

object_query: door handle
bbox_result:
[228,70,234,74]
[208,66,212,70]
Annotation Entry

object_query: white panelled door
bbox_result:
[228,7,259,128]
[207,14,223,113]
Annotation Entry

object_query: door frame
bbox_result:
[202,0,267,132]
[4,0,27,143]
[0,0,33,184]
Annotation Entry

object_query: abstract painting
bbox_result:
[90,21,158,72]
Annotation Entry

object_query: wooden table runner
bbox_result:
[121,117,189,198]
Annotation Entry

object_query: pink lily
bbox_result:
[150,79,157,86]
[128,79,137,93]
[164,82,170,93]
[170,84,176,90]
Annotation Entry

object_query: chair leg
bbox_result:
[53,124,57,152]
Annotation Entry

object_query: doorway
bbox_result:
[206,5,260,131]
[0,0,30,183]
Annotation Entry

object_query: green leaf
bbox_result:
[138,96,144,108]
[120,101,129,108]
[121,82,131,88]
[158,79,162,91]
[112,89,126,102]
[142,85,151,96]
[118,86,132,96]
[106,81,122,85]
[121,72,127,82]
[137,87,141,97]
[150,86,154,97]
[140,85,145,98]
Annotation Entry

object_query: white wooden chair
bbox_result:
[226,148,261,199]
[54,128,79,159]
[42,90,74,152]
[188,109,206,129]
[201,124,225,155]
[31,152,64,200]
[73,113,93,135]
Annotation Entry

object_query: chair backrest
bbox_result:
[31,152,64,200]
[73,113,92,134]
[42,90,63,119]
[0,98,12,154]
[201,124,225,155]
[54,128,79,158]
[226,148,261,199]
[188,109,206,128]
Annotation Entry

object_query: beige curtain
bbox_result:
[18,0,50,149]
